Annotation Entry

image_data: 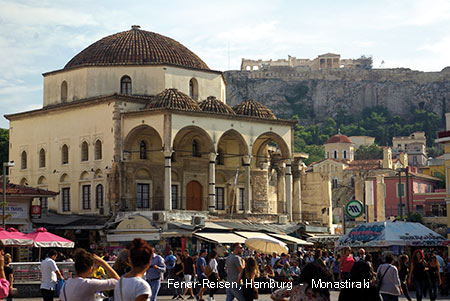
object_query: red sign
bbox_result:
[31,205,41,219]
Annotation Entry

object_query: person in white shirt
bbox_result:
[377,254,402,301]
[40,249,62,301]
[207,250,220,301]
[60,248,119,301]
[114,238,153,301]
[355,248,366,262]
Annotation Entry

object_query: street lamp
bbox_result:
[3,161,15,228]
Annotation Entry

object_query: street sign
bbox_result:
[345,200,364,218]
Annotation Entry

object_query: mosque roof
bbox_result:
[199,96,235,115]
[146,88,202,112]
[64,25,210,71]
[232,99,276,119]
[324,134,353,144]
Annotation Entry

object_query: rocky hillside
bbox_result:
[225,67,450,123]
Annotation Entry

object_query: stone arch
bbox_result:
[123,125,163,162]
[189,78,199,100]
[81,141,89,161]
[251,131,290,168]
[94,169,103,179]
[136,167,152,179]
[20,177,28,186]
[61,81,68,102]
[21,151,27,169]
[120,75,132,95]
[80,171,90,180]
[60,173,69,183]
[39,148,46,168]
[37,176,47,185]
[216,129,249,167]
[94,139,102,160]
[172,125,214,160]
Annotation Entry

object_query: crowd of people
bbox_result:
[1,240,447,301]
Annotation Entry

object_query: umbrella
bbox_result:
[0,227,33,246]
[245,236,288,255]
[24,227,74,261]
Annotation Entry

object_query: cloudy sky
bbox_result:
[1,0,450,128]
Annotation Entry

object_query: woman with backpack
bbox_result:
[206,250,220,301]
[376,254,401,301]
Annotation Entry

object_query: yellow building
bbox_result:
[435,114,450,253]
[5,26,299,226]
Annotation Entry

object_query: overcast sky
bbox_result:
[1,0,450,128]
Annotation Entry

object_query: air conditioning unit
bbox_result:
[191,216,205,227]
[277,215,288,224]
[152,212,166,223]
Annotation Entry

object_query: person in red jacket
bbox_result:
[339,247,355,282]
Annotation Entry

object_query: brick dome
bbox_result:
[199,96,235,115]
[64,26,209,71]
[147,89,202,112]
[324,134,352,144]
[232,99,276,119]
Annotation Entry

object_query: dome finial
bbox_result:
[131,25,141,30]
[338,128,341,135]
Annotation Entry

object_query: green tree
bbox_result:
[355,144,383,160]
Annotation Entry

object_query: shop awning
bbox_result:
[269,233,313,246]
[107,232,160,242]
[194,232,246,244]
[161,230,193,238]
[235,231,280,241]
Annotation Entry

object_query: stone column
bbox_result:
[164,150,173,211]
[285,159,293,221]
[292,161,302,221]
[209,153,217,214]
[243,155,252,214]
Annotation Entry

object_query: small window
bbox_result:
[189,78,198,100]
[192,140,200,157]
[81,141,89,162]
[140,141,147,159]
[343,150,347,159]
[62,144,69,164]
[332,178,338,189]
[350,177,355,188]
[95,140,102,160]
[172,185,178,209]
[82,185,91,210]
[326,152,329,159]
[40,197,48,211]
[21,151,27,169]
[216,187,224,210]
[216,149,224,165]
[137,183,150,208]
[431,204,439,216]
[62,187,70,212]
[120,76,132,95]
[96,184,104,209]
[61,81,68,102]
[416,204,423,215]
[333,150,337,159]
[397,183,405,197]
[39,148,46,168]
[238,188,245,211]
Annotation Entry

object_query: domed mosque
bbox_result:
[6,26,302,242]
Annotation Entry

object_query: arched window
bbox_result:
[81,141,89,161]
[216,148,224,165]
[333,150,338,159]
[140,140,147,159]
[192,140,200,157]
[62,144,69,164]
[343,150,347,159]
[61,81,67,102]
[21,151,27,169]
[94,140,102,160]
[39,148,45,168]
[96,184,104,209]
[189,78,198,100]
[326,151,329,159]
[120,76,132,95]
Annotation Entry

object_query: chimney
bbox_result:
[399,152,408,167]
[382,147,392,169]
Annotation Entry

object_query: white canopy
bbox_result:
[337,221,446,248]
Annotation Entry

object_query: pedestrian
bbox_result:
[271,262,332,301]
[60,248,119,301]
[0,243,10,299]
[172,253,184,300]
[428,254,441,301]
[338,260,380,301]
[114,238,153,301]
[145,250,166,301]
[377,254,401,301]
[196,249,208,301]
[206,250,220,301]
[165,250,177,279]
[225,243,245,301]
[355,248,366,261]
[270,252,279,269]
[398,255,411,301]
[182,250,195,299]
[40,249,63,301]
[339,247,354,282]
[280,262,293,282]
[113,249,131,277]
[4,254,14,301]
[333,254,340,282]
[408,249,428,301]
[240,257,259,301]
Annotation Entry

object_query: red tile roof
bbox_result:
[324,134,352,144]
[233,99,276,119]
[0,183,58,196]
